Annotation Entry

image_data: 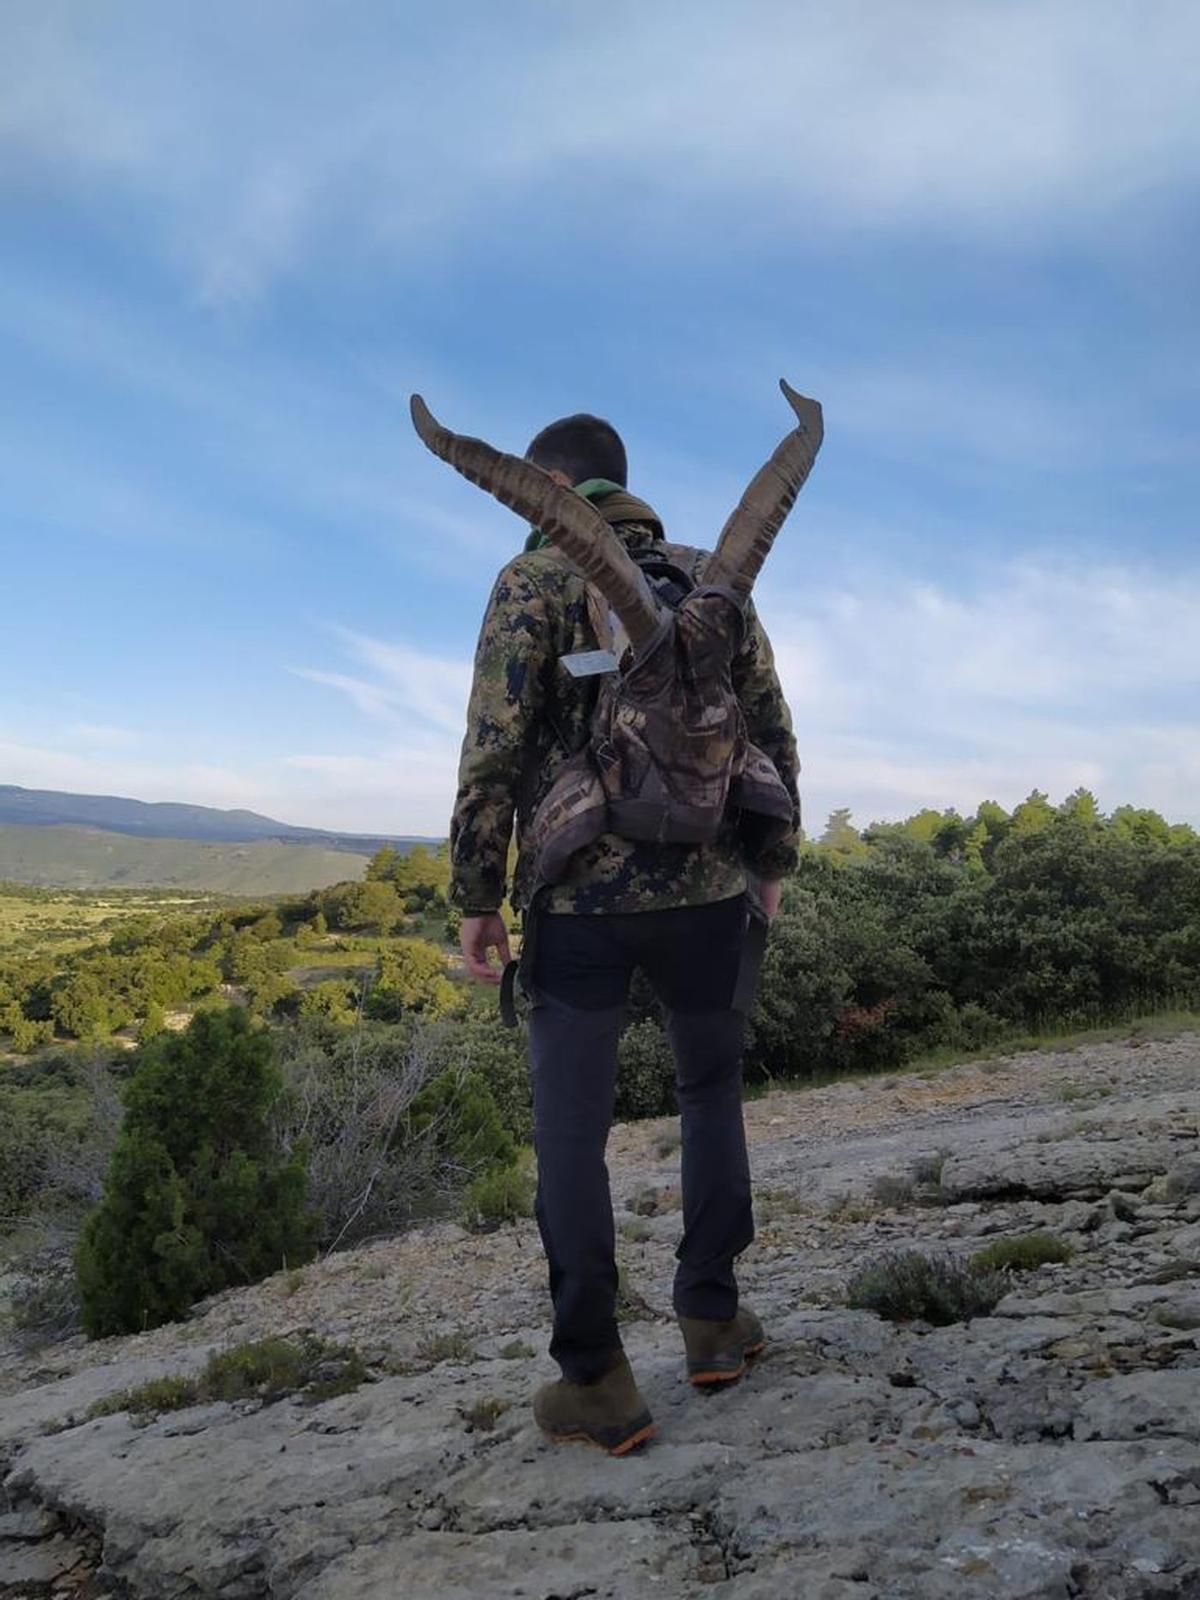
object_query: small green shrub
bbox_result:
[826,1193,880,1222]
[87,1374,198,1419]
[1058,1083,1090,1102]
[461,1160,534,1232]
[969,1233,1074,1274]
[846,1250,1005,1325]
[461,1395,509,1432]
[201,1332,367,1404]
[416,1329,475,1365]
[910,1153,946,1185]
[420,1010,532,1143]
[298,980,360,1026]
[498,1339,535,1359]
[366,939,458,1020]
[84,1333,367,1419]
[407,1068,516,1178]
[616,1019,676,1121]
[75,1008,317,1337]
[619,1218,653,1243]
[756,1187,806,1223]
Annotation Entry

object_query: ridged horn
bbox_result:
[411,395,661,651]
[702,379,823,601]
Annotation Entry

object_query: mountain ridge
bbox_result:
[0,823,375,894]
[0,785,439,855]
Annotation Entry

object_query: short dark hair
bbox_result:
[525,413,627,487]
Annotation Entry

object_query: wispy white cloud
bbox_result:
[758,560,1200,829]
[283,557,1200,834]
[296,629,472,737]
[5,2,1197,302]
[7,554,1196,837]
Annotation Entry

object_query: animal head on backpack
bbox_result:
[409,379,823,652]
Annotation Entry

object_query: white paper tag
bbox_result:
[560,649,620,678]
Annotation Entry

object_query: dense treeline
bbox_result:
[751,791,1200,1082]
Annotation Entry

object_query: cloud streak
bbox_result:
[760,559,1200,829]
[5,2,1198,302]
[283,558,1200,835]
[297,629,472,738]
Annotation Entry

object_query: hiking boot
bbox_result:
[533,1351,657,1456]
[678,1305,766,1386]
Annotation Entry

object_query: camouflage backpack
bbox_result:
[411,380,823,900]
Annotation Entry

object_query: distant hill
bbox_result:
[0,786,437,854]
[0,824,372,894]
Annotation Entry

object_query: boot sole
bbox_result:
[688,1339,766,1387]
[546,1417,659,1456]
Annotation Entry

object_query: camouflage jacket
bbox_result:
[448,490,801,916]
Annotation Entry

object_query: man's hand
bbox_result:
[461,913,513,984]
[758,878,783,923]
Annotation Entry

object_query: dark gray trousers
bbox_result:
[525,893,758,1383]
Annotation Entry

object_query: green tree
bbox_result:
[320,880,403,934]
[366,939,458,1020]
[1109,805,1172,847]
[406,1067,516,1178]
[819,808,866,857]
[75,1008,315,1337]
[1059,787,1102,825]
[298,980,360,1026]
[365,845,401,881]
[50,969,130,1041]
[1011,789,1055,835]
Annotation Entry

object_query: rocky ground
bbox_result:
[2,1031,1199,1599]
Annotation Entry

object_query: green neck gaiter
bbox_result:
[523,479,636,553]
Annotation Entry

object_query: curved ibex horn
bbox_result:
[702,379,823,602]
[411,396,662,651]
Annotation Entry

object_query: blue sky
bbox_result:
[3,2,1198,835]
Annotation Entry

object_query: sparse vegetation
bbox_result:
[615,1259,655,1323]
[83,1333,368,1420]
[461,1158,535,1232]
[871,1174,916,1208]
[87,1374,199,1419]
[653,1126,682,1159]
[416,1329,475,1365]
[461,1395,510,1432]
[846,1250,1006,1325]
[756,1187,807,1224]
[911,1153,946,1185]
[969,1233,1074,1274]
[826,1192,881,1223]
